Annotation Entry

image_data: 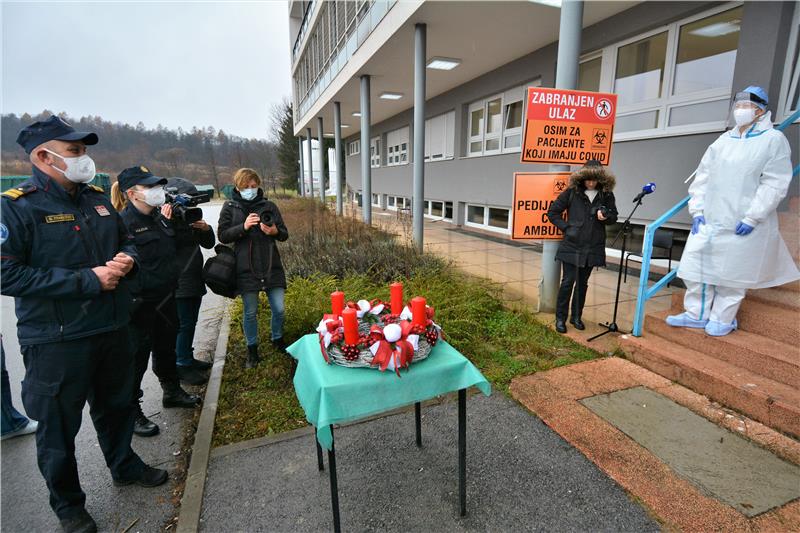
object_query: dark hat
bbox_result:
[16,115,99,154]
[166,176,199,195]
[117,166,168,192]
[584,159,603,168]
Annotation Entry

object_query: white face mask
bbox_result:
[44,149,96,183]
[139,187,166,207]
[240,188,257,201]
[733,108,757,127]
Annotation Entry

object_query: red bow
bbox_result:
[369,322,416,376]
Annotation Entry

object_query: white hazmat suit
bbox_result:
[673,111,799,332]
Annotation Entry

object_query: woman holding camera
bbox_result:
[111,166,201,438]
[218,168,288,369]
[546,160,618,334]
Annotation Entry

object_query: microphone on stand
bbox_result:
[632,182,656,203]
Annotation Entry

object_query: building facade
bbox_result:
[289,0,799,236]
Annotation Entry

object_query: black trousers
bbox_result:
[556,262,593,321]
[130,294,179,398]
[20,328,144,519]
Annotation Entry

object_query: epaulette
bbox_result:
[87,184,105,193]
[1,185,37,201]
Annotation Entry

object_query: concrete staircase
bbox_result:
[620,200,800,439]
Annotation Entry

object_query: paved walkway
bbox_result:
[200,393,659,532]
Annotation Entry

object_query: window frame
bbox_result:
[464,203,511,234]
[423,199,454,222]
[370,136,381,168]
[467,82,535,157]
[778,2,800,122]
[386,126,410,166]
[424,111,455,162]
[347,139,360,156]
[590,2,745,141]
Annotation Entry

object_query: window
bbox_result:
[386,126,409,166]
[468,81,536,156]
[370,136,380,168]
[424,199,454,221]
[386,195,409,210]
[387,196,395,208]
[578,56,602,92]
[372,193,381,207]
[347,139,360,156]
[424,111,455,161]
[596,4,744,139]
[465,204,510,233]
[778,3,800,121]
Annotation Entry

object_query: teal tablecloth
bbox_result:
[287,334,491,450]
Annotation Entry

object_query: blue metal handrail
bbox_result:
[632,108,800,336]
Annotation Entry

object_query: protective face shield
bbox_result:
[727,87,768,129]
[43,148,96,183]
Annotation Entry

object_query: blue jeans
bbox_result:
[241,288,285,347]
[1,343,30,436]
[175,297,203,367]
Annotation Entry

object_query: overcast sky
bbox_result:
[2,1,291,140]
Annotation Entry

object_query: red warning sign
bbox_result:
[521,87,617,166]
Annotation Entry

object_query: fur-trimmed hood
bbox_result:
[569,166,616,192]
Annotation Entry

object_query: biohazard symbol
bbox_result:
[553,178,568,194]
[592,129,608,146]
[595,98,613,119]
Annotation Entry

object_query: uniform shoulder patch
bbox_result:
[1,185,37,201]
[87,184,105,193]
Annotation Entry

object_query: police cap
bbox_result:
[117,166,168,192]
[16,115,99,154]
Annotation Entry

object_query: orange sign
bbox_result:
[512,172,570,240]
[521,87,617,165]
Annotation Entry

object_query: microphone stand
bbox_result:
[587,195,647,342]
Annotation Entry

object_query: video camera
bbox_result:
[165,188,210,224]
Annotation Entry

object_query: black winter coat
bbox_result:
[547,187,618,267]
[121,203,179,302]
[217,189,288,293]
[174,223,215,299]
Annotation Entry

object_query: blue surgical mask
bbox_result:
[240,188,257,201]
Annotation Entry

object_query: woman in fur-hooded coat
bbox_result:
[546,161,618,331]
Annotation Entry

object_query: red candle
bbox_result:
[342,307,359,345]
[390,282,403,315]
[331,291,345,316]
[411,296,427,327]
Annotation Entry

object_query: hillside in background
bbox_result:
[1,111,282,189]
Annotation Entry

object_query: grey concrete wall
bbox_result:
[343,1,797,229]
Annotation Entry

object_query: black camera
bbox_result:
[590,205,609,218]
[258,208,274,227]
[165,189,210,224]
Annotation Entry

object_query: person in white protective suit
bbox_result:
[667,85,799,336]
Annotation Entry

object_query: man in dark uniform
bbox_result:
[0,116,167,533]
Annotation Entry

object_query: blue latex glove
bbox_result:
[735,221,754,236]
[691,216,705,235]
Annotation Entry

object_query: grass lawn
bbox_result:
[212,198,603,447]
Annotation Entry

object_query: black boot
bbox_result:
[162,381,201,408]
[271,337,287,352]
[177,364,208,386]
[113,464,169,487]
[59,509,97,533]
[246,344,260,369]
[570,316,586,330]
[555,318,567,334]
[191,358,213,371]
[133,403,159,437]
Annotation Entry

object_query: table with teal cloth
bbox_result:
[286,333,491,531]
[287,333,491,450]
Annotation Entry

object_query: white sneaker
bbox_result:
[1,419,38,440]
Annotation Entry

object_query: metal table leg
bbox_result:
[415,402,422,447]
[314,427,324,471]
[458,388,466,517]
[328,426,341,533]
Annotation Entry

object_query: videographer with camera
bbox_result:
[546,160,618,334]
[111,167,201,437]
[217,168,288,369]
[164,178,215,386]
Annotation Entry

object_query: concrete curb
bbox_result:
[176,304,232,533]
